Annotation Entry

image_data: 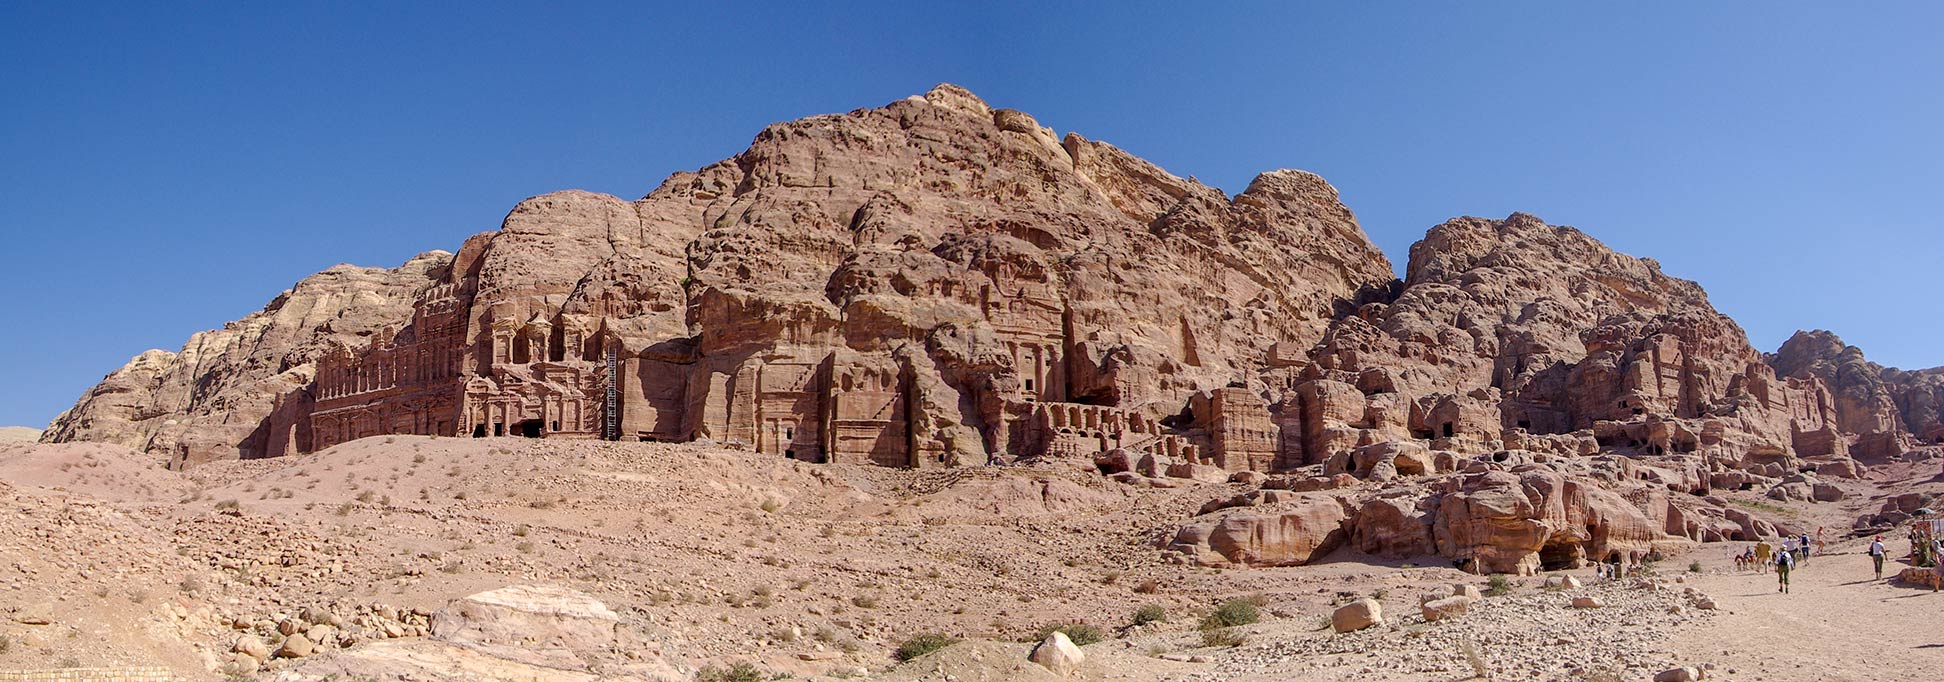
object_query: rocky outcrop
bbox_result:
[49,84,1393,472]
[1296,212,1848,478]
[1770,329,1944,454]
[41,84,1944,577]
[1432,467,1662,575]
[42,255,450,467]
[1165,495,1349,566]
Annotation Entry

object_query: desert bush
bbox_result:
[1201,627,1247,648]
[1131,604,1167,626]
[1200,598,1259,630]
[1484,574,1511,596]
[214,499,240,511]
[695,662,765,682]
[851,595,878,609]
[1689,561,1703,573]
[1134,579,1161,594]
[1032,622,1105,646]
[895,633,959,662]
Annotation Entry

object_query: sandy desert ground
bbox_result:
[0,435,1938,681]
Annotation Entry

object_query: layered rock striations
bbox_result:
[44,255,451,466]
[49,85,1394,470]
[44,85,1944,571]
[1769,329,1944,454]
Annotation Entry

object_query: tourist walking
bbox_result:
[1775,548,1794,593]
[1869,536,1888,580]
[1754,539,1773,573]
[1800,533,1813,562]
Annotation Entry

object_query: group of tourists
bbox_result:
[1731,531,1819,593]
[1732,524,1944,594]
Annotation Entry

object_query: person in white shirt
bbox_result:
[1868,536,1888,580]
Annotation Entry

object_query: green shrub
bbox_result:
[1131,604,1167,626]
[1032,622,1106,646]
[1688,560,1703,573]
[1485,574,1511,596]
[1199,598,1260,630]
[895,633,960,662]
[695,662,765,682]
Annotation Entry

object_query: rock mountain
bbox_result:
[42,84,1943,573]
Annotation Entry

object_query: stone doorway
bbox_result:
[517,420,543,438]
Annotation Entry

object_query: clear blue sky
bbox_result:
[3,3,1940,428]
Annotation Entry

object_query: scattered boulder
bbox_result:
[1027,630,1085,676]
[1543,575,1583,591]
[300,606,333,626]
[278,632,316,658]
[1654,666,1701,682]
[1812,482,1845,502]
[1331,598,1384,632]
[1570,596,1605,609]
[1420,596,1471,622]
[233,635,270,662]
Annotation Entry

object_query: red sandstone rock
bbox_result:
[1771,329,1944,454]
[49,84,1392,473]
[37,84,1944,579]
[1166,495,1349,567]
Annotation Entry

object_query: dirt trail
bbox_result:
[1672,542,1943,681]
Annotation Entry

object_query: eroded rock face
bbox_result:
[43,255,451,467]
[1165,495,1349,566]
[48,84,1392,471]
[1430,467,1660,575]
[1771,330,1944,454]
[1298,212,1850,479]
[39,84,1944,575]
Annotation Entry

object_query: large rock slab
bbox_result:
[430,585,620,668]
[1166,495,1348,567]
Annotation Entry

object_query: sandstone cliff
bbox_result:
[48,85,1395,469]
[1770,329,1944,454]
[44,84,1944,575]
[43,254,451,466]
